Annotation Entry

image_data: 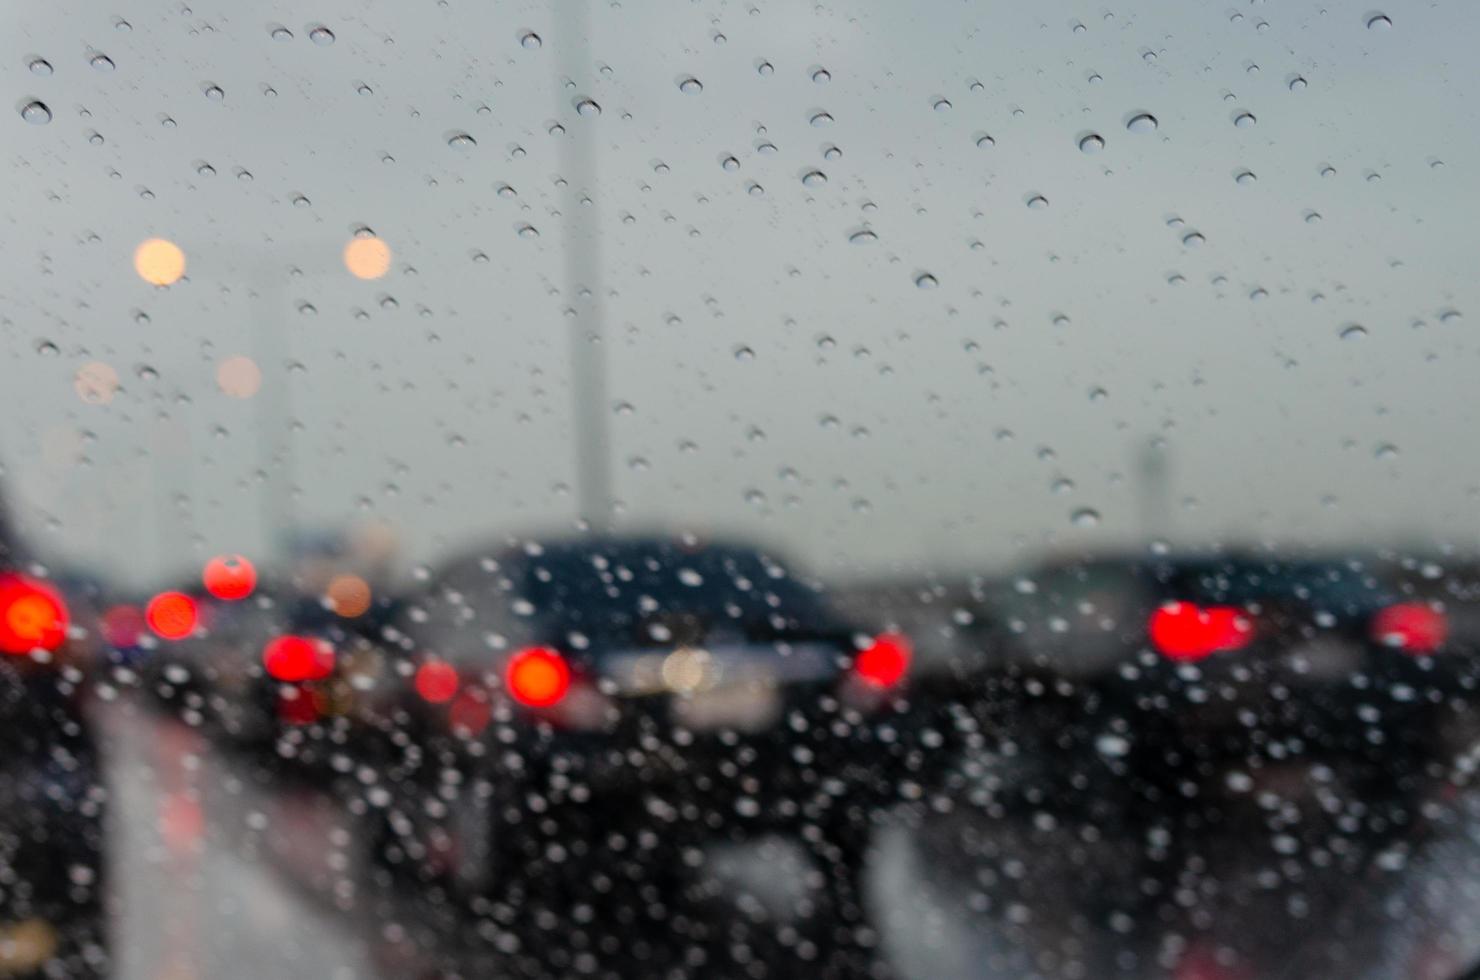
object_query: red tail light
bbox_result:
[853,632,912,688]
[1149,602,1253,662]
[146,591,199,640]
[414,659,460,703]
[0,574,69,655]
[505,646,571,708]
[263,635,335,682]
[1372,603,1447,654]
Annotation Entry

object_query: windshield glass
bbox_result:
[4,2,1480,978]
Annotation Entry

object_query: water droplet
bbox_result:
[448,131,476,149]
[196,162,215,177]
[575,97,601,117]
[720,155,739,172]
[35,340,59,357]
[1087,73,1103,85]
[756,141,777,155]
[915,272,938,289]
[20,101,51,124]
[1051,477,1075,495]
[1233,110,1257,128]
[1320,165,1337,178]
[516,224,539,239]
[1289,75,1308,92]
[801,170,826,187]
[746,182,764,197]
[28,58,53,76]
[89,53,115,71]
[1374,443,1399,460]
[1249,287,1268,301]
[811,68,831,84]
[933,98,952,112]
[1182,231,1205,247]
[519,30,542,49]
[733,345,755,362]
[678,76,703,94]
[1126,112,1158,133]
[547,122,565,136]
[87,131,104,145]
[1071,508,1101,528]
[822,144,841,160]
[1304,210,1322,224]
[1367,13,1392,30]
[712,33,727,45]
[1235,170,1257,185]
[1339,324,1368,341]
[270,26,293,41]
[757,61,774,76]
[1078,133,1105,153]
[204,84,225,101]
[848,229,878,245]
[308,25,335,45]
[809,111,833,127]
[1026,194,1049,210]
[1438,309,1462,324]
[114,18,131,31]
[975,134,996,149]
[496,183,517,198]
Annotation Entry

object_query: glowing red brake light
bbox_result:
[853,632,912,688]
[146,591,198,640]
[0,574,69,655]
[263,635,335,682]
[1149,602,1253,662]
[414,659,460,703]
[1372,603,1447,654]
[505,646,571,708]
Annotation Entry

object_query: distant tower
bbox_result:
[1138,438,1171,544]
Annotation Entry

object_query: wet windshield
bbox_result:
[3,2,1480,978]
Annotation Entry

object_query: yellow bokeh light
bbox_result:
[74,361,119,405]
[326,574,372,618]
[343,236,391,280]
[133,238,186,286]
[216,355,262,399]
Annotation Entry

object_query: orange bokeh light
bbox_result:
[74,362,120,405]
[134,238,186,286]
[216,356,262,399]
[343,236,391,280]
[326,574,371,617]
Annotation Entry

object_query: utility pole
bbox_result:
[557,0,613,531]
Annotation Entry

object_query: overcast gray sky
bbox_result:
[3,0,1478,586]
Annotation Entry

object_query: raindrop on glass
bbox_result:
[448,131,476,149]
[915,272,938,289]
[1078,133,1105,153]
[28,58,53,76]
[976,134,995,148]
[1233,111,1257,128]
[271,26,293,41]
[721,155,739,172]
[1183,231,1205,247]
[575,97,601,117]
[822,144,841,160]
[1126,113,1158,133]
[1026,194,1049,210]
[90,53,116,71]
[678,76,703,94]
[308,25,336,45]
[933,98,952,112]
[20,101,51,124]
[809,111,833,127]
[1367,13,1392,30]
[848,229,878,245]
[516,224,539,239]
[519,31,542,49]
[1235,170,1257,185]
[801,170,826,187]
[812,68,831,84]
[1339,324,1368,341]
[756,61,774,76]
[1071,508,1101,528]
[1374,443,1399,460]
[204,84,225,101]
[1289,76,1308,92]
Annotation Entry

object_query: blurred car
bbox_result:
[366,535,962,929]
[0,563,108,976]
[969,552,1480,826]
